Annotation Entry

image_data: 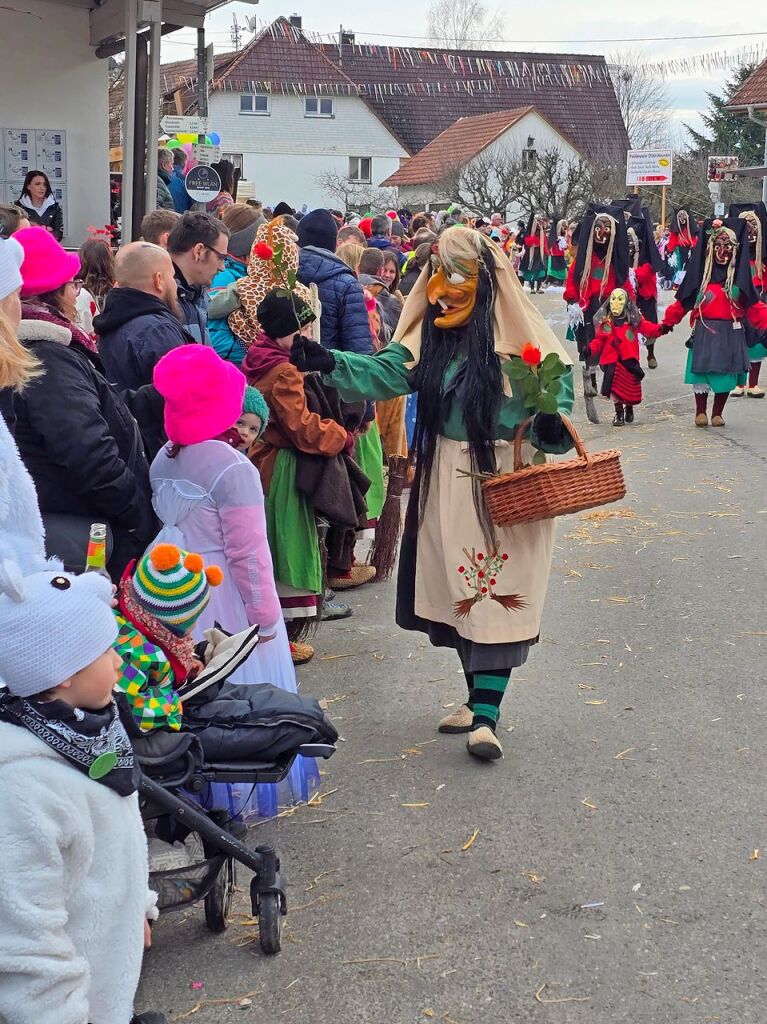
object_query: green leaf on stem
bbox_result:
[536,392,559,414]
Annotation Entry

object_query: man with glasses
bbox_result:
[167,212,230,345]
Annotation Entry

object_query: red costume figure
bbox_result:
[728,201,767,398]
[661,218,767,427]
[667,208,698,284]
[519,214,549,293]
[590,288,663,425]
[563,207,633,423]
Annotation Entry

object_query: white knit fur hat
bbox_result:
[0,236,24,302]
[0,560,118,698]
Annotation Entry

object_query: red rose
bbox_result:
[489,578,496,585]
[501,553,509,560]
[458,565,465,573]
[254,242,274,260]
[478,571,485,579]
[481,587,488,594]
[477,553,484,561]
[521,343,542,366]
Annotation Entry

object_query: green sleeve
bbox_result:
[325,342,416,402]
[528,367,576,455]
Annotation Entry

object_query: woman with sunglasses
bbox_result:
[9,227,155,579]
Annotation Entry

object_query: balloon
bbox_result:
[166,139,182,150]
[204,135,212,145]
[209,131,221,145]
[177,133,196,144]
[181,142,197,171]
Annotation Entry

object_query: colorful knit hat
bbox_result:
[242,385,269,434]
[132,544,223,637]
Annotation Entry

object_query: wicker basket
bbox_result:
[482,416,626,527]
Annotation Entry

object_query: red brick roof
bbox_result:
[318,41,628,160]
[727,57,767,109]
[147,20,628,161]
[382,107,536,186]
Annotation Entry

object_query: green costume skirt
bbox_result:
[265,448,323,594]
[355,422,385,520]
[684,349,738,393]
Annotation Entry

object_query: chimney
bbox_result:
[289,13,302,28]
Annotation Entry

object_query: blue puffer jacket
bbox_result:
[297,247,374,354]
[208,255,248,365]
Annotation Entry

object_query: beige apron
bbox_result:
[414,436,555,644]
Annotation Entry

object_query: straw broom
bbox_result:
[369,455,409,580]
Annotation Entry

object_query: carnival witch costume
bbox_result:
[519,214,549,293]
[547,218,568,285]
[291,227,575,762]
[667,208,698,285]
[660,217,767,427]
[728,201,767,398]
[563,206,631,423]
[590,287,664,425]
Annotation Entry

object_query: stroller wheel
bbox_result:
[204,857,236,933]
[258,892,283,955]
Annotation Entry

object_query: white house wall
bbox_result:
[395,112,583,219]
[209,92,408,208]
[1,0,108,244]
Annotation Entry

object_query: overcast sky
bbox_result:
[160,0,767,143]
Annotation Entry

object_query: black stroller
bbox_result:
[131,627,338,955]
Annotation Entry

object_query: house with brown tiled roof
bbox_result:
[381,106,584,214]
[143,15,627,209]
[726,57,767,111]
[149,18,409,208]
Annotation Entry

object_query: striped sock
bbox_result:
[464,670,475,711]
[471,671,510,731]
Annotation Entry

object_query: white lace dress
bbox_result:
[150,439,318,817]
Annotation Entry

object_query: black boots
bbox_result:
[612,403,625,426]
[624,405,634,423]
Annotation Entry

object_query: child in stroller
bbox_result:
[0,560,165,1024]
[113,543,338,954]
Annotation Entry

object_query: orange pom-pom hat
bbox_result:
[133,544,224,636]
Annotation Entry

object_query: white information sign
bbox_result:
[625,149,673,187]
[161,115,209,135]
[192,144,221,166]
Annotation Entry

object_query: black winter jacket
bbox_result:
[12,316,155,543]
[94,287,194,390]
[14,198,64,241]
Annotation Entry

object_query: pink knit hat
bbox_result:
[153,345,246,446]
[15,226,80,298]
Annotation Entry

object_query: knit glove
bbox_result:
[291,335,336,374]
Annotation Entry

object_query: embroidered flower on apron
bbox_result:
[454,547,526,620]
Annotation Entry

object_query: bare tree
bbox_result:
[441,146,601,221]
[313,170,397,215]
[608,49,673,149]
[426,0,505,49]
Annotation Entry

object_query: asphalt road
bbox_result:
[137,288,767,1023]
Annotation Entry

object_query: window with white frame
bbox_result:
[223,153,243,174]
[240,93,270,115]
[348,156,372,183]
[305,96,334,118]
[521,136,537,170]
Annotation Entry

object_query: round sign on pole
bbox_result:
[185,165,221,203]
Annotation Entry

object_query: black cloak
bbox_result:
[675,216,759,310]
[728,200,767,266]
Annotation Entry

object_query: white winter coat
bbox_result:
[0,720,154,1024]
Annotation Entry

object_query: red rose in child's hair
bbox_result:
[254,242,274,260]
[521,343,542,366]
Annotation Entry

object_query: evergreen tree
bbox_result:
[685,63,764,165]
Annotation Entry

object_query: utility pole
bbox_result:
[197,26,207,150]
